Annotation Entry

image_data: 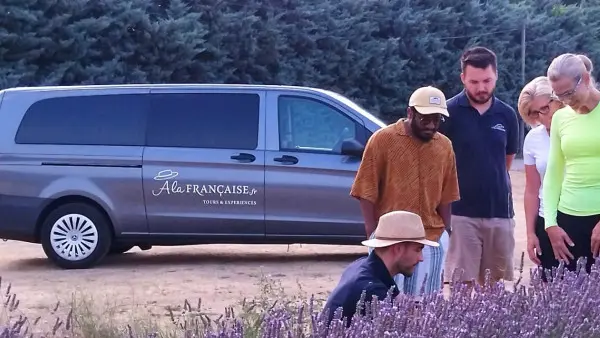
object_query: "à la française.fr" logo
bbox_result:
[151,169,258,198]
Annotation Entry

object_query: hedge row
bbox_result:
[3,0,600,122]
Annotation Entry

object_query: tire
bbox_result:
[40,202,112,269]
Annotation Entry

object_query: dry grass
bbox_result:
[0,272,324,338]
[0,256,529,338]
[0,256,530,338]
[4,254,600,338]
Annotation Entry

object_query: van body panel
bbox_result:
[139,87,267,238]
[0,84,389,266]
[0,194,48,242]
[263,90,368,243]
[0,88,150,241]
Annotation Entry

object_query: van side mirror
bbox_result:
[340,139,364,157]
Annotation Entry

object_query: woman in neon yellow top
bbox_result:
[544,53,600,274]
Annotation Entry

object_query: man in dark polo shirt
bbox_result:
[439,46,519,286]
[323,210,439,326]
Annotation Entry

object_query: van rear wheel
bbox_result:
[40,203,112,269]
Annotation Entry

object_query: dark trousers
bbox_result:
[535,211,600,278]
[534,215,557,275]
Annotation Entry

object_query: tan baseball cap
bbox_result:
[408,86,449,117]
[361,211,439,248]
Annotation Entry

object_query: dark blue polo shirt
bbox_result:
[439,90,519,219]
[323,252,399,326]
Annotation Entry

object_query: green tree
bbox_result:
[1,0,599,124]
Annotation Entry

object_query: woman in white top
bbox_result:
[517,76,565,277]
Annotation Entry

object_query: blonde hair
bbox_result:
[547,53,595,87]
[517,76,555,126]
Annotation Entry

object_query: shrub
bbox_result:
[2,254,600,337]
[3,0,600,121]
[316,258,600,337]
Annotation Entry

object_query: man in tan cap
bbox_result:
[350,86,460,297]
[323,210,439,326]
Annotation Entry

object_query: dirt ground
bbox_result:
[0,168,532,331]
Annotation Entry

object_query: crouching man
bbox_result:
[322,211,439,327]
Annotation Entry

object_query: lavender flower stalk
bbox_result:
[2,257,600,337]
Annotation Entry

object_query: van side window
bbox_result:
[278,96,357,154]
[146,93,259,150]
[15,94,147,146]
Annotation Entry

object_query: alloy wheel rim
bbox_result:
[50,214,98,261]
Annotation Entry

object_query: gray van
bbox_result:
[0,84,387,269]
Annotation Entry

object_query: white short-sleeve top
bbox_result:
[522,124,550,217]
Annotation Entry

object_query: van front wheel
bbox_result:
[40,203,112,269]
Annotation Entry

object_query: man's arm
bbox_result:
[359,199,378,238]
[350,132,382,237]
[436,203,452,234]
[364,283,395,306]
[506,154,516,171]
[439,146,460,233]
[348,283,395,322]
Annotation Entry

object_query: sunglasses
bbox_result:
[413,109,445,124]
[528,95,562,117]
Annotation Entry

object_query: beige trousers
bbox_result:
[444,215,516,284]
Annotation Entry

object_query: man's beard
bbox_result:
[397,262,416,277]
[466,89,494,105]
[410,119,434,142]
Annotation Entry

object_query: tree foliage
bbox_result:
[1,0,599,122]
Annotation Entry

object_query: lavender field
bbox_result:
[2,258,600,337]
[0,170,553,337]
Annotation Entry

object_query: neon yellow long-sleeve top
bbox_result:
[543,103,600,229]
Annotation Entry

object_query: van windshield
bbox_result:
[323,90,387,128]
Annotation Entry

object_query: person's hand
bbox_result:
[591,221,600,258]
[526,233,541,265]
[546,225,574,263]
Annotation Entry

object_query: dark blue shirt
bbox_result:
[439,90,519,219]
[323,252,399,326]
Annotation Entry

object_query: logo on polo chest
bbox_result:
[491,123,505,132]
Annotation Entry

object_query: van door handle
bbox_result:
[273,155,298,165]
[230,153,256,163]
